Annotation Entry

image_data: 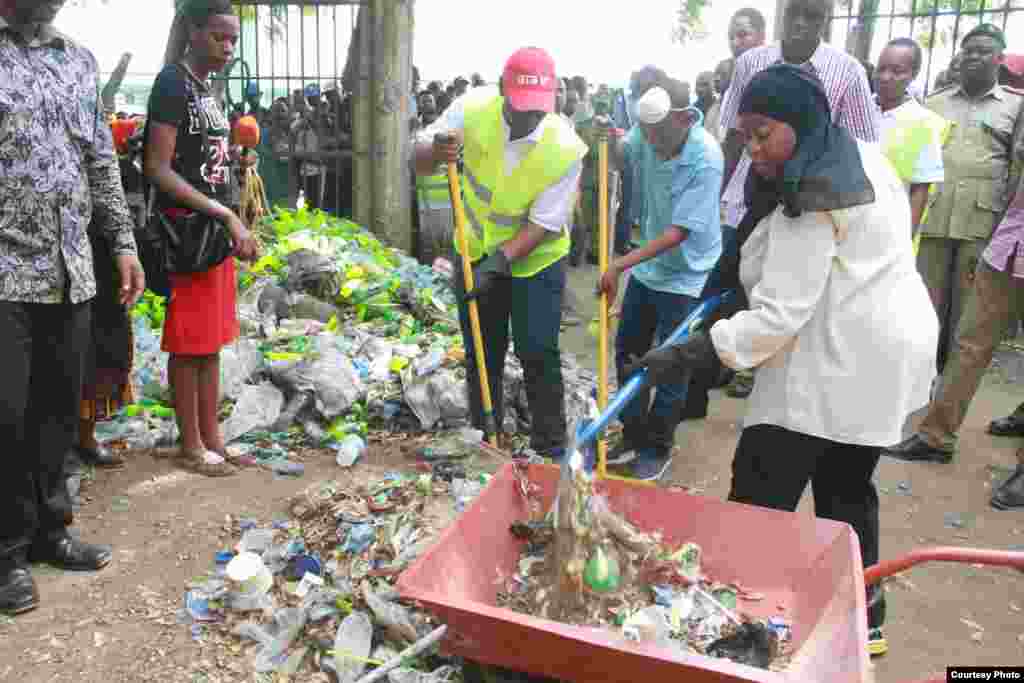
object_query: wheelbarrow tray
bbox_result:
[398,463,872,683]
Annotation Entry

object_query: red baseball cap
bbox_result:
[502,47,557,113]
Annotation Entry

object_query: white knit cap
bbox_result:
[635,86,672,125]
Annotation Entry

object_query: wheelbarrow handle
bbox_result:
[576,291,733,448]
[864,546,1024,585]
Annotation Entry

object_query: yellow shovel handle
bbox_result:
[448,163,498,447]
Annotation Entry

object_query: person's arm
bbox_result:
[503,159,585,262]
[84,54,137,257]
[412,93,467,176]
[83,51,143,304]
[909,183,931,232]
[718,56,749,193]
[710,209,837,370]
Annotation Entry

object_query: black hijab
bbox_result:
[714,64,875,316]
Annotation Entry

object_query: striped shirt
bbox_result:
[719,42,881,228]
[983,184,1024,279]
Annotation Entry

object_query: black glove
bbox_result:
[464,250,511,302]
[623,331,719,386]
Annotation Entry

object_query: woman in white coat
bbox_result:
[625,64,938,657]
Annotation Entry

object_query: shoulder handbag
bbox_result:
[153,63,234,276]
[134,187,172,298]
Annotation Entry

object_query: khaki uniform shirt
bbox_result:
[923,83,1024,240]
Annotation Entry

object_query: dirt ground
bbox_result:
[1,263,1021,683]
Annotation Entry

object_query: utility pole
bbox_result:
[360,0,413,253]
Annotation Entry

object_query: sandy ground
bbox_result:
[0,263,1021,683]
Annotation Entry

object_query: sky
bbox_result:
[54,0,776,88]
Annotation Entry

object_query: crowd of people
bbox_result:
[2,1,1023,671]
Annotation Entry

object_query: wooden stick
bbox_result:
[353,625,449,683]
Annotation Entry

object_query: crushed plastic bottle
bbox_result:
[450,477,484,512]
[238,528,276,555]
[333,611,373,682]
[334,434,366,468]
[341,523,376,554]
[271,460,305,477]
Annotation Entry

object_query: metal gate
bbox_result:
[225,0,364,216]
[829,0,1024,95]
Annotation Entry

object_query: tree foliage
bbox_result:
[671,0,712,45]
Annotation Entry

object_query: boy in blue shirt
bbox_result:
[597,78,723,481]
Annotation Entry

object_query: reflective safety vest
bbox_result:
[461,92,588,277]
[416,167,455,211]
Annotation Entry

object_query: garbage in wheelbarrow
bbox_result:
[398,463,873,683]
[399,463,1024,683]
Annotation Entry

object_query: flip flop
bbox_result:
[178,449,238,478]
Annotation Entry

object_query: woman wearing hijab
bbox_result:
[626,64,938,656]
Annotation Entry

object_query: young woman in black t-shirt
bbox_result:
[144,0,260,477]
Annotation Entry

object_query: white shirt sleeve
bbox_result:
[710,210,837,370]
[530,159,584,233]
[911,130,945,184]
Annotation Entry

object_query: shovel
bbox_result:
[446,155,499,447]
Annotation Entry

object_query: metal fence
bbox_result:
[829,0,1024,95]
[226,0,365,216]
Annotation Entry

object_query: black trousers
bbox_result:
[453,257,567,454]
[729,424,886,629]
[0,300,90,567]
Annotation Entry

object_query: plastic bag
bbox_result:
[131,316,169,401]
[219,339,265,401]
[234,606,308,672]
[272,339,365,421]
[402,368,469,430]
[221,382,285,444]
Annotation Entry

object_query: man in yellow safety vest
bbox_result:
[412,47,587,460]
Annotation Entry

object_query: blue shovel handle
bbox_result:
[575,290,734,449]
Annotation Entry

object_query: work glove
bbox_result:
[464,250,511,302]
[623,331,719,386]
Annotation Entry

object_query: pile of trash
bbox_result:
[115,208,601,461]
[495,454,794,672]
[179,457,499,681]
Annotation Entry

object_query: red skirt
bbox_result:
[162,257,240,355]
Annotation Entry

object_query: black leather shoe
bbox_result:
[75,444,125,469]
[883,434,953,464]
[991,466,1024,510]
[988,414,1024,437]
[0,567,39,615]
[30,536,112,571]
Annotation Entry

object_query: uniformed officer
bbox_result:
[887,24,1024,466]
[913,23,1024,376]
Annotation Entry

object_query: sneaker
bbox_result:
[867,627,888,657]
[628,451,673,482]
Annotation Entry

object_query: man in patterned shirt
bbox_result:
[0,0,145,617]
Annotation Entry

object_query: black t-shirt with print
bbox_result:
[146,64,231,208]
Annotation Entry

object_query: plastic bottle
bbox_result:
[334,434,366,468]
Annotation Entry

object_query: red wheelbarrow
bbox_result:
[398,463,1024,683]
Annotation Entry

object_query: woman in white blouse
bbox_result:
[625,65,938,656]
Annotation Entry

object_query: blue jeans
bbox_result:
[615,277,699,454]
